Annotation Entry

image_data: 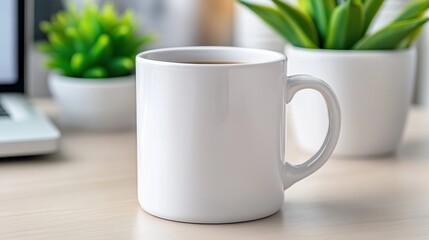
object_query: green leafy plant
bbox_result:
[239,0,429,50]
[38,2,153,78]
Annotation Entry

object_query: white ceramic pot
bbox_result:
[286,46,417,157]
[48,72,136,130]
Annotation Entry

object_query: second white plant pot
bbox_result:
[49,72,136,131]
[286,46,417,157]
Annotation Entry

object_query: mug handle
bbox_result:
[281,74,341,190]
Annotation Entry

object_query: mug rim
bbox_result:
[136,46,287,67]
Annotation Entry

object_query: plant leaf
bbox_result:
[78,18,96,44]
[39,21,52,32]
[65,3,79,23]
[397,25,425,48]
[325,0,364,49]
[46,58,73,76]
[297,0,312,16]
[362,0,385,34]
[83,66,108,78]
[70,53,85,74]
[47,32,74,58]
[111,24,131,42]
[137,35,155,47]
[88,34,111,64]
[272,0,320,47]
[308,0,337,40]
[120,10,134,26]
[378,0,429,48]
[101,2,118,28]
[353,17,429,50]
[65,27,87,52]
[238,0,318,48]
[36,41,53,53]
[394,0,429,21]
[108,57,134,77]
[395,0,429,49]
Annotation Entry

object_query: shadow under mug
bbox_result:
[136,46,341,223]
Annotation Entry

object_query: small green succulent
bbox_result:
[38,2,153,78]
[238,0,429,50]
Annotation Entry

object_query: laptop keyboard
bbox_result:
[0,103,9,117]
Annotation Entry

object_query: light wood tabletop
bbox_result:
[1,99,429,240]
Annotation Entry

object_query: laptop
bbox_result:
[0,0,60,157]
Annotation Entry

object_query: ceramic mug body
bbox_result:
[136,47,341,223]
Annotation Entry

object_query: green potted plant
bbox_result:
[38,2,153,130]
[239,0,429,156]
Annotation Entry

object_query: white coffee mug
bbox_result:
[136,47,341,223]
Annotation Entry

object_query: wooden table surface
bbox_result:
[1,99,429,240]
